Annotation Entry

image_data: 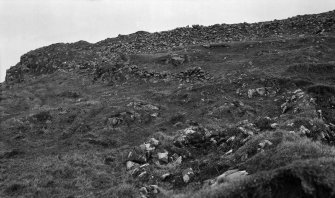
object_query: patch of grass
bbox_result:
[237,131,335,172]
[104,183,139,198]
[175,157,335,198]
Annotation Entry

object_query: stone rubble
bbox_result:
[7,10,335,83]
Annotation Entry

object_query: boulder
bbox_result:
[126,161,139,170]
[149,138,160,146]
[214,169,248,186]
[157,150,169,163]
[182,168,194,183]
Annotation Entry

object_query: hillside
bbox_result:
[1,10,335,198]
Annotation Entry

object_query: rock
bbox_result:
[138,171,147,178]
[107,117,119,126]
[281,102,289,113]
[140,185,160,198]
[226,136,236,143]
[149,138,160,146]
[161,173,171,180]
[173,156,183,166]
[170,55,185,66]
[215,169,248,185]
[256,87,266,96]
[270,123,279,128]
[148,185,160,194]
[210,138,217,144]
[127,149,147,164]
[173,122,184,127]
[299,125,311,135]
[258,140,273,151]
[224,149,233,155]
[130,163,150,177]
[236,88,242,96]
[126,161,139,170]
[182,168,194,183]
[248,89,256,98]
[238,127,254,136]
[139,187,148,197]
[173,126,202,146]
[157,150,169,163]
[184,127,197,135]
[144,104,159,111]
[140,143,155,152]
[128,102,159,111]
[140,163,150,169]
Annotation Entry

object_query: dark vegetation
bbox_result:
[1,10,335,198]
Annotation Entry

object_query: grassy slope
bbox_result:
[1,24,335,198]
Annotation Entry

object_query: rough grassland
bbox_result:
[1,10,335,198]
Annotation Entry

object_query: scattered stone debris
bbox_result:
[2,9,335,198]
[6,10,335,83]
[258,140,273,152]
[299,125,311,135]
[176,67,212,82]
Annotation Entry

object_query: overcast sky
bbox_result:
[1,0,335,82]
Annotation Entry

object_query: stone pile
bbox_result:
[6,10,335,83]
[176,67,212,82]
[97,10,335,54]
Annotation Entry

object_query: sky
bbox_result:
[1,0,335,82]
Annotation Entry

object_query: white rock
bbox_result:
[139,187,148,196]
[157,150,169,163]
[248,89,256,98]
[256,87,266,96]
[150,138,160,146]
[270,123,279,128]
[140,143,155,151]
[150,185,160,194]
[161,173,171,180]
[182,168,194,183]
[210,138,217,144]
[126,161,139,170]
[224,149,233,155]
[174,156,182,165]
[138,171,147,178]
[108,117,119,126]
[183,174,190,183]
[299,125,310,135]
[184,127,196,135]
[258,140,273,149]
[215,169,248,185]
[226,136,235,143]
[140,163,150,168]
